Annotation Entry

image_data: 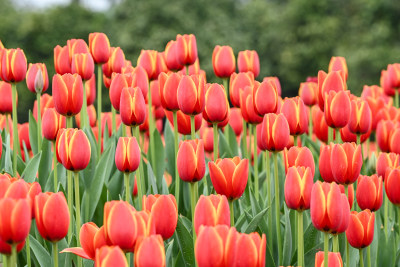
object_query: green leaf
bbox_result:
[146,163,158,194]
[21,152,42,183]
[303,220,320,255]
[106,171,124,200]
[244,207,269,234]
[28,111,38,155]
[82,127,98,189]
[164,121,176,179]
[225,125,238,156]
[166,239,175,267]
[174,216,195,267]
[219,128,233,158]
[149,129,165,188]
[282,206,292,266]
[38,139,52,187]
[29,235,52,266]
[265,240,276,266]
[4,134,13,175]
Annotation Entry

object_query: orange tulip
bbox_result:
[137,50,158,80]
[115,137,140,173]
[263,76,282,96]
[67,39,89,63]
[165,110,202,135]
[89,32,111,64]
[311,105,329,142]
[284,166,313,211]
[203,83,229,123]
[328,56,348,80]
[33,93,54,120]
[194,194,230,234]
[102,47,126,76]
[260,113,290,151]
[0,81,13,114]
[357,175,383,211]
[299,82,318,106]
[346,210,374,248]
[318,70,346,111]
[26,63,49,94]
[385,168,400,205]
[177,139,206,182]
[0,239,25,256]
[229,72,254,108]
[315,251,343,267]
[18,122,31,151]
[52,73,84,117]
[177,74,205,115]
[324,90,351,129]
[281,96,309,135]
[238,50,260,77]
[376,120,398,152]
[376,152,399,182]
[135,235,166,267]
[361,85,392,131]
[158,72,182,111]
[330,142,362,185]
[253,79,279,116]
[120,87,146,127]
[212,45,236,78]
[54,45,71,75]
[71,52,95,81]
[340,124,371,143]
[94,246,128,267]
[348,98,372,134]
[319,143,335,182]
[176,34,198,66]
[240,84,263,124]
[164,40,184,71]
[283,146,315,175]
[0,48,27,83]
[209,157,248,199]
[42,108,66,141]
[381,64,400,96]
[0,198,31,244]
[228,107,243,136]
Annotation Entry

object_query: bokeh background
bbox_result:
[2,0,400,122]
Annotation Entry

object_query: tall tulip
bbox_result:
[330,142,362,185]
[229,72,254,108]
[212,45,235,79]
[120,87,146,127]
[176,34,198,66]
[194,195,230,234]
[356,175,383,211]
[0,81,13,115]
[89,32,111,64]
[253,79,279,116]
[54,45,71,74]
[328,56,348,80]
[238,50,260,77]
[52,73,84,118]
[281,96,309,136]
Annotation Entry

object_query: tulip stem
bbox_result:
[53,141,58,192]
[359,249,364,267]
[242,119,247,159]
[52,242,58,267]
[395,90,399,108]
[81,80,88,129]
[308,107,313,139]
[222,78,229,100]
[384,193,388,239]
[253,125,259,201]
[172,111,180,208]
[111,106,116,134]
[148,81,156,179]
[36,93,42,152]
[97,65,102,159]
[247,124,253,189]
[345,185,350,267]
[10,244,16,267]
[74,172,82,267]
[265,151,273,256]
[5,114,10,135]
[367,245,371,267]
[190,182,197,245]
[324,232,329,267]
[229,199,235,226]
[134,126,144,209]
[11,83,19,176]
[336,128,341,144]
[190,115,196,140]
[67,170,73,242]
[273,152,282,265]
[26,233,31,267]
[213,123,218,161]
[297,211,303,267]
[124,172,131,204]
[332,234,339,252]
[328,127,333,144]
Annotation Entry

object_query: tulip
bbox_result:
[328,56,348,80]
[52,73,84,117]
[142,194,178,239]
[376,120,398,152]
[299,82,318,106]
[263,76,282,96]
[260,113,290,152]
[137,49,158,80]
[115,137,140,173]
[312,105,329,142]
[194,195,230,234]
[385,168,400,206]
[75,104,97,128]
[4,179,28,199]
[0,239,25,256]
[283,146,315,175]
[54,45,71,74]
[0,48,27,83]
[228,107,243,136]
[26,63,49,94]
[324,90,351,130]
[94,246,128,267]
[0,197,31,244]
[177,74,205,116]
[315,251,343,267]
[71,53,95,81]
[357,175,383,211]
[165,40,183,70]
[177,140,205,183]
[0,81,13,114]
[281,96,309,136]
[382,64,400,107]
[33,93,54,120]
[103,47,125,75]
[330,142,362,185]
[67,39,89,61]
[120,87,146,127]
[89,32,111,64]
[203,83,229,123]
[318,70,347,110]
[389,128,400,154]
[135,235,166,267]
[375,106,399,129]
[18,122,31,152]
[253,79,279,116]
[340,124,371,144]
[240,84,263,124]
[348,98,372,136]
[165,110,202,135]
[285,166,313,211]
[361,85,391,131]
[238,50,260,77]
[158,72,182,111]
[229,72,254,107]
[212,45,235,78]
[346,210,375,248]
[176,34,198,66]
[376,152,399,182]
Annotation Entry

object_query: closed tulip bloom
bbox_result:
[240,84,263,124]
[375,106,399,130]
[52,73,83,117]
[56,128,91,171]
[346,210,374,249]
[315,251,343,267]
[201,127,214,153]
[253,79,278,115]
[67,39,89,63]
[120,87,146,126]
[348,98,372,134]
[165,110,202,135]
[212,45,236,78]
[382,64,400,96]
[283,146,315,175]
[142,194,178,240]
[177,139,206,182]
[324,90,351,129]
[34,192,69,241]
[103,47,126,76]
[26,63,49,93]
[137,50,158,80]
[115,137,140,173]
[0,198,31,244]
[311,105,329,142]
[376,120,398,152]
[389,128,400,154]
[329,56,348,80]
[0,48,27,83]
[76,104,97,128]
[71,53,95,81]
[18,123,31,151]
[89,32,111,64]
[330,143,362,185]
[94,246,128,267]
[209,157,249,199]
[318,70,346,111]
[176,34,198,66]
[0,81,14,114]
[232,231,266,267]
[4,179,28,199]
[229,72,254,107]
[194,195,230,234]
[332,193,351,234]
[54,45,71,75]
[281,96,309,135]
[164,40,184,71]
[310,181,344,233]
[238,50,260,77]
[357,175,383,211]
[263,76,282,96]
[42,108,66,141]
[319,143,335,182]
[285,166,314,211]
[339,184,354,210]
[158,72,182,111]
[229,108,243,136]
[33,93,54,120]
[377,152,399,182]
[385,168,400,205]
[340,124,371,143]
[361,85,392,131]
[177,74,205,115]
[260,113,290,151]
[203,83,229,123]
[299,82,318,106]
[134,235,166,267]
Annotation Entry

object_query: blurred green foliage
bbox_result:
[1,0,400,122]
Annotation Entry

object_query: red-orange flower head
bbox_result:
[263,77,282,96]
[324,90,351,129]
[102,47,126,76]
[238,50,260,77]
[228,107,243,136]
[177,139,205,183]
[281,96,308,135]
[137,50,158,80]
[328,56,348,81]
[203,83,229,124]
[94,246,128,267]
[164,40,184,71]
[356,175,383,211]
[330,142,362,185]
[158,72,182,111]
[385,168,400,205]
[283,146,315,175]
[0,81,14,114]
[42,108,66,141]
[260,113,290,152]
[34,192,69,242]
[312,105,329,143]
[361,85,392,131]
[135,235,166,267]
[142,194,177,240]
[299,81,318,106]
[240,84,263,124]
[33,93,54,120]
[54,45,71,75]
[67,39,89,64]
[52,73,83,117]
[348,98,372,135]
[120,87,146,127]
[209,157,249,200]
[318,70,347,111]
[88,32,111,64]
[381,64,400,96]
[165,110,202,135]
[56,128,91,171]
[319,143,335,182]
[176,34,198,66]
[315,251,343,267]
[177,74,205,115]
[0,197,31,244]
[194,194,230,234]
[340,124,371,144]
[212,45,236,78]
[26,63,49,94]
[229,72,254,108]
[115,137,140,173]
[253,79,279,116]
[18,122,31,151]
[71,53,95,81]
[0,48,27,83]
[377,152,399,182]
[285,166,314,211]
[376,120,399,152]
[346,210,374,249]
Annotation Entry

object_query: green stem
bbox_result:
[172,111,180,208]
[111,106,116,134]
[336,128,341,144]
[367,245,371,267]
[333,234,339,252]
[10,244,16,267]
[190,115,195,140]
[253,125,259,201]
[385,189,388,239]
[242,120,247,159]
[328,127,333,144]
[67,170,73,242]
[222,78,229,99]
[266,151,273,256]
[190,182,197,247]
[359,249,364,267]
[134,126,144,210]
[345,185,350,267]
[5,114,9,135]
[126,253,130,267]
[213,123,218,161]
[148,81,156,177]
[121,124,126,137]
[53,142,58,192]
[36,93,42,151]
[26,233,31,267]
[324,232,329,267]
[74,172,82,267]
[124,172,130,204]
[298,211,304,267]
[53,242,58,267]
[395,90,399,109]
[81,80,88,129]
[308,107,313,139]
[3,254,7,267]
[274,152,282,265]
[229,199,234,226]
[366,138,370,159]
[97,65,102,159]
[11,83,19,176]
[247,124,253,189]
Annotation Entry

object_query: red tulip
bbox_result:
[348,98,372,134]
[54,45,71,75]
[319,143,335,182]
[346,210,374,248]
[89,32,111,64]
[330,142,362,185]
[137,50,158,80]
[240,84,263,124]
[115,137,140,173]
[0,198,31,244]
[315,251,343,267]
[311,105,329,142]
[281,96,309,135]
[176,34,198,66]
[209,157,249,199]
[135,235,166,267]
[328,56,348,80]
[377,152,399,182]
[18,123,31,151]
[194,195,230,234]
[228,108,243,136]
[164,40,184,71]
[263,77,282,96]
[177,140,205,182]
[120,87,146,126]
[361,85,392,131]
[102,47,126,75]
[52,73,84,117]
[71,53,95,81]
[299,82,318,106]
[340,124,371,143]
[284,166,313,211]
[334,193,351,234]
[389,128,400,154]
[253,79,279,116]
[33,93,54,120]
[376,120,398,152]
[384,168,400,205]
[324,90,351,129]
[339,184,354,210]
[0,239,25,256]
[177,74,205,115]
[238,50,260,77]
[158,72,183,111]
[229,72,254,107]
[357,175,383,211]
[0,81,13,114]
[381,64,400,96]
[94,246,128,267]
[26,63,49,93]
[283,146,315,175]
[165,110,202,135]
[203,83,229,123]
[0,48,27,83]
[42,108,66,141]
[318,70,346,111]
[67,39,89,63]
[212,45,236,78]
[260,113,290,151]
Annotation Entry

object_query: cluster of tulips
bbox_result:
[0,31,400,267]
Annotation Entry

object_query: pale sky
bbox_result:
[14,0,112,11]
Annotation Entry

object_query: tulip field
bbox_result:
[0,33,400,267]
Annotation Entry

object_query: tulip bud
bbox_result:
[0,81,14,114]
[253,80,278,116]
[299,82,318,106]
[54,45,71,75]
[164,40,183,71]
[376,120,398,152]
[176,34,198,66]
[356,175,383,211]
[315,251,343,267]
[120,87,146,126]
[228,108,243,136]
[177,140,206,182]
[89,32,111,64]
[115,137,140,173]
[330,142,363,185]
[0,198,31,244]
[238,50,260,77]
[377,152,399,182]
[103,47,126,75]
[194,195,230,234]
[209,157,249,199]
[42,108,66,141]
[177,75,205,115]
[94,246,128,267]
[346,210,375,249]
[135,235,166,267]
[283,146,315,175]
[385,168,400,205]
[158,72,182,111]
[137,50,158,80]
[0,48,27,83]
[71,53,95,81]
[260,113,290,151]
[26,63,49,94]
[52,73,84,117]
[212,45,236,78]
[324,90,351,129]
[348,98,372,134]
[318,70,346,111]
[229,72,254,107]
[203,83,229,123]
[240,84,263,124]
[281,96,309,136]
[285,166,313,211]
[329,56,348,80]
